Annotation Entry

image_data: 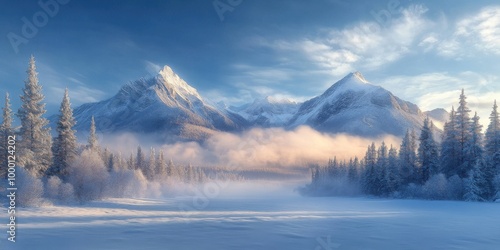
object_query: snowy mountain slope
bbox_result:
[229,96,300,127]
[288,72,426,137]
[69,66,247,142]
[424,108,449,130]
[55,69,444,141]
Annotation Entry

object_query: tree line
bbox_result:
[0,56,238,204]
[306,90,500,202]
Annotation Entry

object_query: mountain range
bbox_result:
[55,66,447,142]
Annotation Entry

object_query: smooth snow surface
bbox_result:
[2,194,499,250]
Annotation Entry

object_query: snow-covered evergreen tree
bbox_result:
[326,157,338,178]
[311,165,320,185]
[17,55,52,177]
[114,152,125,171]
[463,161,487,202]
[464,112,484,171]
[363,143,377,194]
[167,159,175,177]
[145,147,156,180]
[386,145,400,193]
[0,93,14,178]
[101,147,110,166]
[399,130,418,184]
[48,89,77,179]
[347,157,359,183]
[418,117,439,183]
[485,100,500,174]
[455,89,473,178]
[136,146,145,172]
[376,142,389,195]
[156,151,167,180]
[107,153,115,172]
[87,116,99,152]
[441,107,460,177]
[127,153,135,170]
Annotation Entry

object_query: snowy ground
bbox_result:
[1,185,500,250]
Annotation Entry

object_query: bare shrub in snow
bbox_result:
[45,176,75,203]
[68,149,109,202]
[107,169,148,198]
[17,166,44,207]
[421,174,450,200]
[46,176,62,200]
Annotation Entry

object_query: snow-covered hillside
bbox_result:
[288,72,426,137]
[229,96,300,127]
[424,108,449,130]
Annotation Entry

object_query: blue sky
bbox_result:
[1,0,499,126]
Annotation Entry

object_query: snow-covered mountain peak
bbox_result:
[322,71,374,99]
[156,65,202,100]
[159,65,175,77]
[257,96,297,105]
[338,71,371,86]
[351,71,369,83]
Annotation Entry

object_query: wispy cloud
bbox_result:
[49,85,107,105]
[379,71,499,126]
[437,6,500,58]
[144,60,162,75]
[204,63,318,105]
[203,83,308,107]
[37,62,106,105]
[255,5,434,77]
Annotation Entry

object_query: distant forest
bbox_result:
[0,57,240,206]
[303,90,500,202]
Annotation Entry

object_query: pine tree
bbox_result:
[386,145,400,193]
[17,55,52,176]
[101,147,111,170]
[87,116,99,151]
[376,142,389,195]
[347,157,359,183]
[399,130,418,185]
[108,153,115,172]
[485,100,500,174]
[326,157,338,178]
[145,147,156,180]
[418,118,439,183]
[115,152,125,171]
[0,93,14,178]
[456,89,473,178]
[463,161,486,202]
[127,153,135,170]
[311,165,320,185]
[136,146,145,172]
[156,151,167,180]
[363,143,377,194]
[47,89,77,179]
[167,159,175,177]
[465,113,483,170]
[441,107,461,177]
